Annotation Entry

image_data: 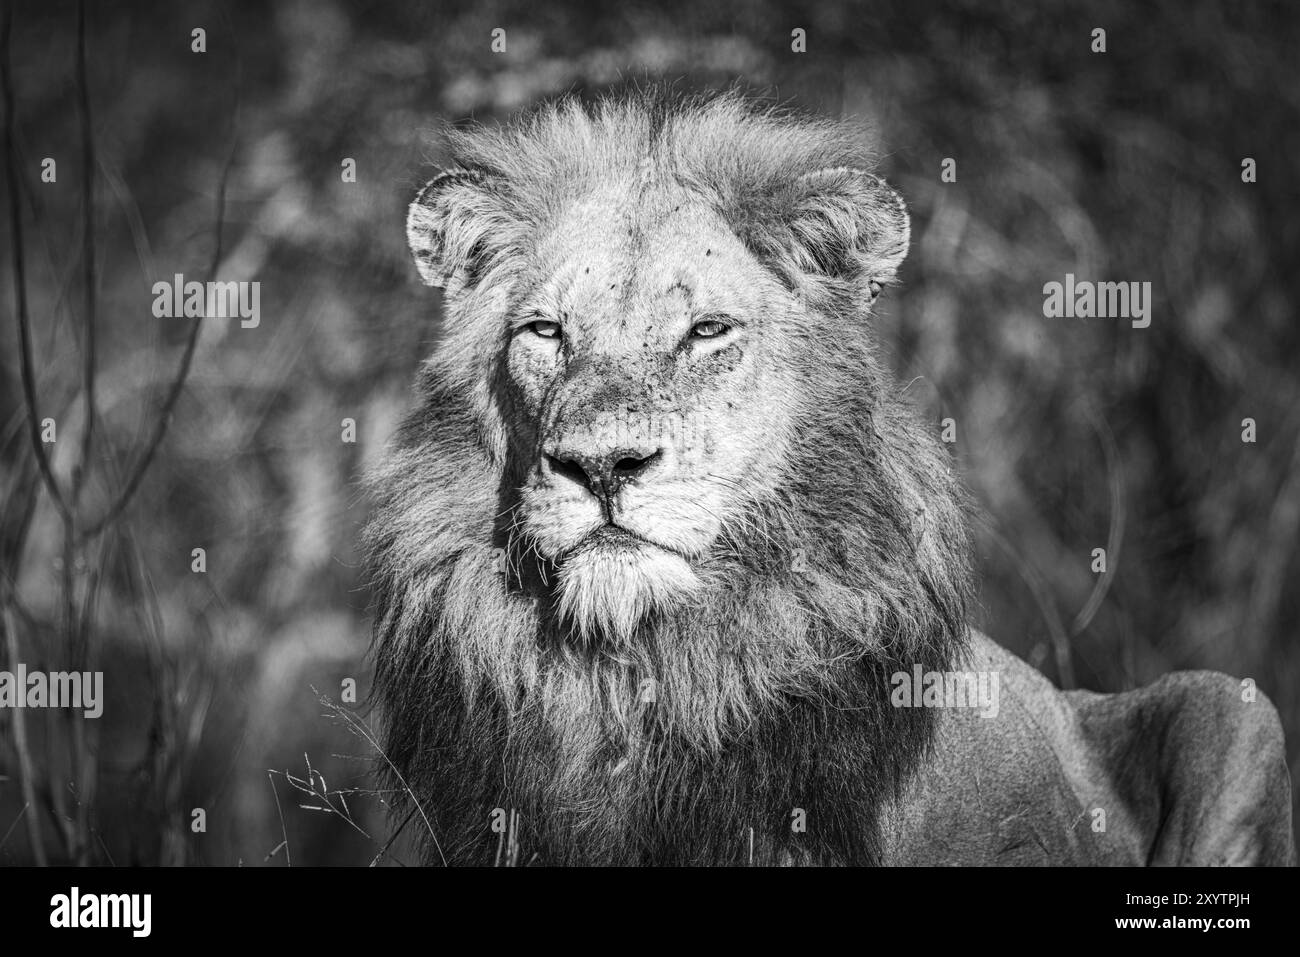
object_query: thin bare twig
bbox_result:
[369,804,417,867]
[267,771,291,867]
[312,688,447,866]
[0,802,29,854]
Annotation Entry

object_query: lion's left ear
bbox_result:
[406,167,503,289]
[777,167,910,296]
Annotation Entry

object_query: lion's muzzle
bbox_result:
[542,444,665,516]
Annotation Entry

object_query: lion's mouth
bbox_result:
[589,524,648,546]
[561,523,670,559]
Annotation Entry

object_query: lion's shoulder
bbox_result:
[1064,668,1294,865]
[882,632,1295,866]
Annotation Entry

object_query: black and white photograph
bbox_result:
[0,0,1296,939]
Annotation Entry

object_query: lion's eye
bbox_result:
[690,317,731,340]
[525,319,561,339]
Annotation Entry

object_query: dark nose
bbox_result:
[544,446,663,499]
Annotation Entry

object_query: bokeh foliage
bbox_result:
[1,0,1297,863]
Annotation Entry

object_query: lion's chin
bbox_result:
[555,536,700,643]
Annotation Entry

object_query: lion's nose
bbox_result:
[544,445,664,499]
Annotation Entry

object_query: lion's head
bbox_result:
[367,90,973,865]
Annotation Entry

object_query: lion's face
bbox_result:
[403,98,915,643]
[503,184,799,636]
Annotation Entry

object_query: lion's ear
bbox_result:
[406,168,498,288]
[780,168,910,294]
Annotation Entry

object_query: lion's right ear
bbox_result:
[406,168,498,288]
[775,167,911,296]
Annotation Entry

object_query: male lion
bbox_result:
[366,90,1294,866]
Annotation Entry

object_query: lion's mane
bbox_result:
[365,90,973,866]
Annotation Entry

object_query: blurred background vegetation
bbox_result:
[1,0,1297,864]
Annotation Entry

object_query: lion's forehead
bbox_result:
[526,185,773,347]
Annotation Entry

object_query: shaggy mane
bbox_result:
[366,88,973,866]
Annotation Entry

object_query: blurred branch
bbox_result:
[1249,437,1300,649]
[73,0,96,502]
[1,604,46,865]
[1,0,72,523]
[1069,401,1126,639]
[79,70,241,541]
[99,161,158,289]
[0,426,40,591]
[977,516,1075,689]
[60,518,88,863]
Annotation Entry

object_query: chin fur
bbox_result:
[555,543,701,643]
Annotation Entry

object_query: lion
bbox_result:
[366,89,1295,866]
